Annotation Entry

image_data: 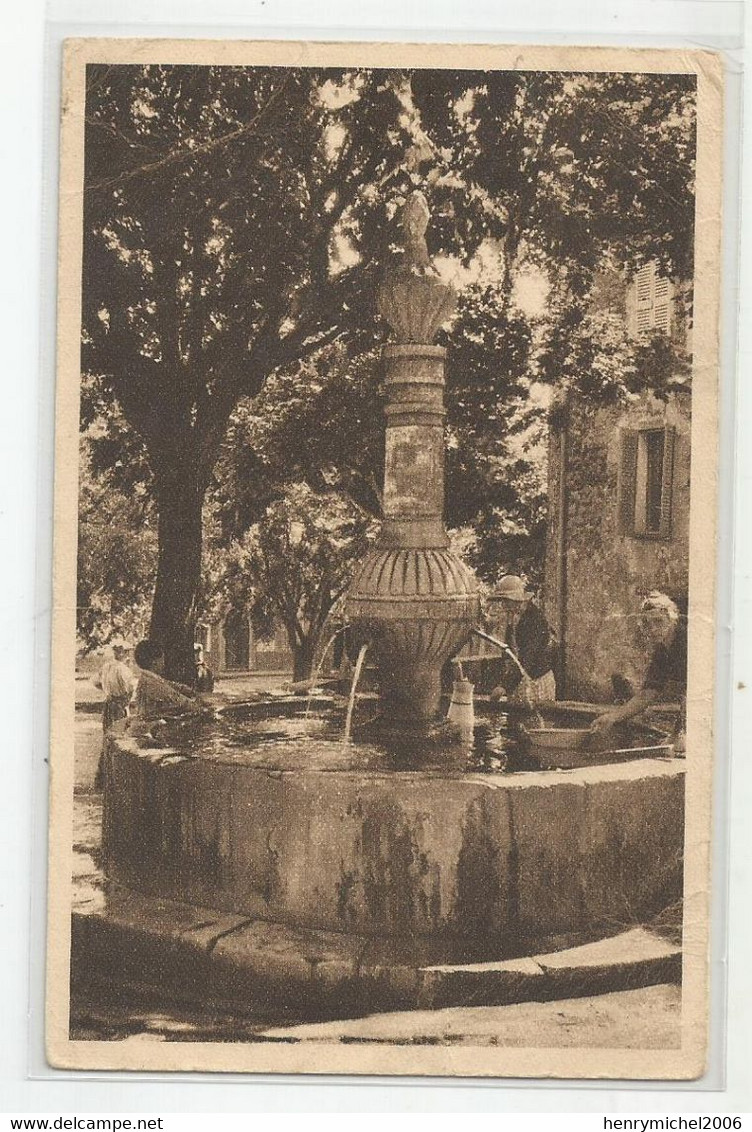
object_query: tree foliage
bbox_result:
[213,346,386,535]
[411,69,695,289]
[77,441,157,648]
[209,483,378,680]
[81,64,696,669]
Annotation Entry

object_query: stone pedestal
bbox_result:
[346,192,480,730]
[381,344,449,549]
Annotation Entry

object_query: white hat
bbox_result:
[490,575,531,603]
[640,591,680,622]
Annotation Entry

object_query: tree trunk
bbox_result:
[292,638,314,679]
[150,473,205,683]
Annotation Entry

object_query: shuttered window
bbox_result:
[659,425,676,539]
[634,262,673,337]
[654,275,672,334]
[618,425,675,539]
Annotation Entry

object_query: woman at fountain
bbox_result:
[93,638,136,790]
[486,575,557,706]
[590,591,687,751]
[128,638,203,733]
[193,642,215,693]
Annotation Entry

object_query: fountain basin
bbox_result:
[102,702,684,965]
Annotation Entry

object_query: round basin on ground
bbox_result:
[102,699,684,966]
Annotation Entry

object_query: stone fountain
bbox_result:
[347,192,480,730]
[90,193,685,1019]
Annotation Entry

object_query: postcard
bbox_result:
[47,39,722,1078]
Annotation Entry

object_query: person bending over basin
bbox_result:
[590,591,687,752]
[93,638,136,790]
[193,642,215,693]
[128,638,203,738]
[487,575,557,707]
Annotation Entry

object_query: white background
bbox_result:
[1,0,750,1115]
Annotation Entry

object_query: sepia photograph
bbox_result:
[47,40,722,1078]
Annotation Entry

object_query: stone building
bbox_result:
[543,263,691,701]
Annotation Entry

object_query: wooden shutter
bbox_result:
[635,263,654,335]
[653,275,673,336]
[634,262,673,337]
[618,429,638,534]
[659,425,676,539]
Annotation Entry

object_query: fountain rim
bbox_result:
[108,725,682,784]
[120,695,679,778]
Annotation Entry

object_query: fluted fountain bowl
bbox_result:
[346,546,480,728]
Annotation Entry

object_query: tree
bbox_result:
[442,283,547,580]
[212,345,386,536]
[82,66,696,675]
[411,69,696,293]
[214,484,378,680]
[82,66,460,678]
[77,441,157,648]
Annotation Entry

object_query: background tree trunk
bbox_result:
[292,635,317,683]
[150,472,205,682]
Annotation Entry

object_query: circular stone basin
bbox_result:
[128,697,671,773]
[102,698,684,963]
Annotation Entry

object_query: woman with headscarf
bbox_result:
[590,591,687,749]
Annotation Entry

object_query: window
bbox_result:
[223,610,250,670]
[633,262,673,337]
[618,425,675,539]
[636,429,665,535]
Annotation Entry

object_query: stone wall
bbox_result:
[544,391,691,701]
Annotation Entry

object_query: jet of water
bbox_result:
[303,627,347,718]
[343,643,369,745]
[471,627,526,676]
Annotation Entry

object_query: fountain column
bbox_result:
[346,192,480,731]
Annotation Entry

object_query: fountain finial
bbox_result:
[377,190,457,343]
[399,190,431,272]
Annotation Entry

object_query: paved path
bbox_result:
[258,983,680,1048]
[70,975,680,1048]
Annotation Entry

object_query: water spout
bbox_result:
[470,627,544,729]
[471,627,527,677]
[343,643,369,745]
